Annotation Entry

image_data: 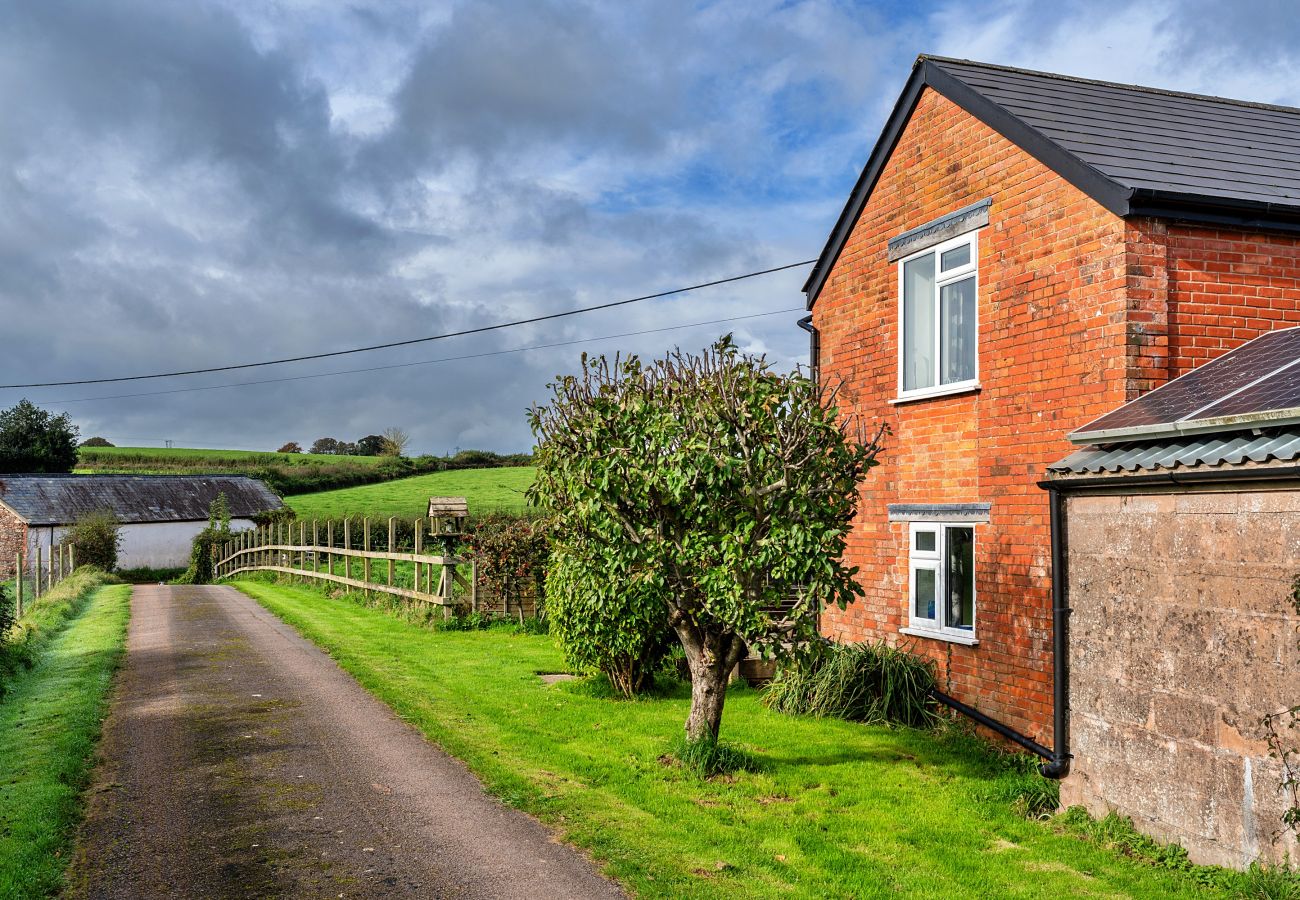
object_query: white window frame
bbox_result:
[895,231,980,402]
[901,521,978,646]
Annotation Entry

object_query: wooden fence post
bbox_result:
[312,520,319,574]
[413,518,424,597]
[15,552,23,618]
[298,521,306,580]
[46,542,53,591]
[363,518,371,597]
[34,545,42,599]
[387,518,396,586]
[343,518,351,582]
[326,521,334,577]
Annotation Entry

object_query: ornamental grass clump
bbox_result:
[763,640,940,728]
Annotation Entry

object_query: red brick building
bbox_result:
[805,57,1300,759]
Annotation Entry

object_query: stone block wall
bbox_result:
[1062,487,1300,868]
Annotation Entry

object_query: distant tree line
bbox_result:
[0,399,79,473]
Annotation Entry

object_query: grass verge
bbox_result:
[234,578,1277,898]
[0,577,130,899]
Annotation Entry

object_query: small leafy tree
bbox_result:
[178,494,234,585]
[62,510,122,571]
[381,427,411,457]
[277,441,303,453]
[0,399,79,473]
[529,337,881,742]
[79,436,114,448]
[309,437,340,455]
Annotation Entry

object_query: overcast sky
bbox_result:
[3,0,1299,455]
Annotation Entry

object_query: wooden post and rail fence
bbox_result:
[215,516,479,613]
[11,542,77,619]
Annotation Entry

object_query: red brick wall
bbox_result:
[0,507,27,581]
[1165,225,1300,377]
[814,89,1137,740]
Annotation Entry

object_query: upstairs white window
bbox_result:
[905,522,976,642]
[898,232,978,398]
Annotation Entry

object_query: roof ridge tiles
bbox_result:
[920,55,1300,117]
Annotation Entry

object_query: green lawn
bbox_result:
[234,579,1248,899]
[0,580,130,899]
[285,467,535,520]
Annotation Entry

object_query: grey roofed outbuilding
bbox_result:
[0,474,283,526]
[1049,427,1300,476]
[805,55,1300,305]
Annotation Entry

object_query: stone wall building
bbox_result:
[1048,406,1300,866]
[0,474,283,576]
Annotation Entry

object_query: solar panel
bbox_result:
[1193,362,1300,419]
[1071,327,1300,441]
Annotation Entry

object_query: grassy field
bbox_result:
[285,467,535,520]
[0,578,130,899]
[234,578,1273,899]
[78,445,389,471]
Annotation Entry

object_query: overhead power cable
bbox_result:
[45,307,804,406]
[2,260,816,389]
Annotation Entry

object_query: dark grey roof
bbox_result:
[1049,428,1300,476]
[0,474,283,526]
[806,56,1300,305]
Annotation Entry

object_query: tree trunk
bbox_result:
[677,624,747,743]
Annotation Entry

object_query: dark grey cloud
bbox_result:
[2,0,1296,454]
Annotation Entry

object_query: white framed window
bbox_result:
[903,522,977,644]
[897,231,978,400]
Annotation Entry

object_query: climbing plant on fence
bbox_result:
[464,513,548,616]
[1263,574,1300,840]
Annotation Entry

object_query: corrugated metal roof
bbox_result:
[0,474,283,525]
[1049,429,1300,475]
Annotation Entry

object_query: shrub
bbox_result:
[61,510,122,572]
[763,640,939,728]
[546,547,674,697]
[177,494,234,585]
[465,513,548,618]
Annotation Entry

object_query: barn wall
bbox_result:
[1062,487,1300,868]
[112,519,259,570]
[21,518,258,572]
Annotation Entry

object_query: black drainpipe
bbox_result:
[796,315,819,381]
[926,483,1071,778]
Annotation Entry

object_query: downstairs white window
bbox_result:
[905,522,976,643]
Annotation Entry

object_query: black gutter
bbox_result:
[1040,463,1300,494]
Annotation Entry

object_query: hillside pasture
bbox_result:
[77,446,386,472]
[285,467,535,520]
